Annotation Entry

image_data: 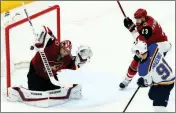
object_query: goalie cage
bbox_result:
[2,5,60,96]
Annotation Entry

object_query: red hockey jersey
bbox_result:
[136,16,168,45]
[31,39,77,80]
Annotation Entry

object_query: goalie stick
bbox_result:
[21,2,37,50]
[21,2,63,87]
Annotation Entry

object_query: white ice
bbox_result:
[1,1,175,112]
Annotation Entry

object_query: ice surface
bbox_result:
[1,1,175,112]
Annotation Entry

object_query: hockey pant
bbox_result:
[148,83,174,107]
[7,84,82,108]
[27,61,60,91]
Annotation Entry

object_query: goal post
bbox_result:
[4,5,60,95]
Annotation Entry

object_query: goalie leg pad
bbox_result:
[7,87,22,102]
[69,84,82,99]
[8,87,50,107]
[7,85,82,107]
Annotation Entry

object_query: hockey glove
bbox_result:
[137,77,148,87]
[123,17,136,32]
[75,45,93,68]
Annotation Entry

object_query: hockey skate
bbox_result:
[119,76,132,89]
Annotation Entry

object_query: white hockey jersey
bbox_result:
[138,43,175,85]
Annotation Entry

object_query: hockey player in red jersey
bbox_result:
[119,8,171,88]
[7,26,93,107]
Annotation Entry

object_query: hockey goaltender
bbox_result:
[7,26,93,107]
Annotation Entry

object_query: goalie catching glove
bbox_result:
[75,45,93,68]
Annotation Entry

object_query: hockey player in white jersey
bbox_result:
[7,26,93,107]
[132,40,174,112]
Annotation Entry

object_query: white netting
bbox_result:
[1,11,23,78]
[1,5,59,93]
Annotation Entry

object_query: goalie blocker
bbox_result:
[7,26,93,107]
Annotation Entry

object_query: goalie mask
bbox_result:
[59,40,72,56]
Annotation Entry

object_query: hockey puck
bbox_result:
[30,46,34,50]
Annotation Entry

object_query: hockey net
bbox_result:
[1,5,60,95]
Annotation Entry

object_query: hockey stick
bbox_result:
[117,0,127,17]
[123,86,141,112]
[21,2,36,50]
[21,2,63,87]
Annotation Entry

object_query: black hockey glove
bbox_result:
[123,17,136,32]
[137,77,148,87]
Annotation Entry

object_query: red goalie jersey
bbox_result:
[31,26,77,80]
[32,38,77,80]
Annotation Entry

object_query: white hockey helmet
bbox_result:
[131,40,147,54]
